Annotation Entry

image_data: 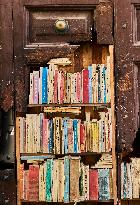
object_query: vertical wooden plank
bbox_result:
[16,117,21,205]
[109,45,117,205]
[82,43,93,68]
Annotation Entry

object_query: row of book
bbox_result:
[18,109,112,154]
[121,158,140,199]
[20,156,113,202]
[29,63,111,104]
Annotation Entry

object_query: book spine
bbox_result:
[46,159,53,202]
[84,165,89,200]
[70,157,80,202]
[49,119,53,153]
[20,163,24,200]
[67,73,71,103]
[92,64,96,103]
[24,170,29,200]
[103,66,107,103]
[82,69,89,103]
[33,71,39,104]
[39,164,43,201]
[77,72,81,103]
[42,67,48,104]
[54,69,58,104]
[58,71,61,104]
[60,72,65,104]
[29,73,33,104]
[88,65,93,103]
[89,169,98,200]
[64,156,70,203]
[73,119,78,153]
[63,118,68,154]
[52,160,58,202]
[80,124,86,152]
[43,118,49,153]
[29,165,39,201]
[68,119,73,153]
[58,159,64,202]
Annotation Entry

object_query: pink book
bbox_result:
[54,69,58,103]
[33,71,39,104]
[29,165,39,201]
[89,169,98,200]
[43,118,49,153]
[77,72,81,103]
[82,69,89,103]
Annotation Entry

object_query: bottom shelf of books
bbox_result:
[18,153,114,204]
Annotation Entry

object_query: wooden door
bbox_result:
[115,0,140,203]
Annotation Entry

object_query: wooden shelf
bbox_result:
[121,198,140,201]
[20,152,112,157]
[22,199,114,203]
[27,103,111,108]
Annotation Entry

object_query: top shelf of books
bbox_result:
[29,61,111,106]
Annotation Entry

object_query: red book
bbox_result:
[80,124,86,152]
[29,165,39,201]
[43,118,49,153]
[89,169,98,200]
[82,69,89,103]
[77,72,81,103]
[54,69,58,103]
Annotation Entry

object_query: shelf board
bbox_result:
[121,198,140,201]
[27,103,111,108]
[22,199,114,203]
[20,152,112,157]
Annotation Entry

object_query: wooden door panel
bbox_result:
[0,0,14,112]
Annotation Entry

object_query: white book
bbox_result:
[92,64,96,103]
[29,73,33,104]
[84,165,89,200]
[52,160,58,202]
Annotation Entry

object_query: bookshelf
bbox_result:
[16,45,117,205]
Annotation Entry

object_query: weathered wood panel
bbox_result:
[0,0,14,112]
[96,1,113,44]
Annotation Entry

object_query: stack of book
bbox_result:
[29,64,111,104]
[18,109,112,154]
[20,156,113,202]
[121,158,140,199]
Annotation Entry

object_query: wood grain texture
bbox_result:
[96,2,113,44]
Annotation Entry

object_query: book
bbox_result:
[29,165,39,201]
[89,169,98,200]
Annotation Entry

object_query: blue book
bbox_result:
[63,118,68,154]
[46,159,53,201]
[64,156,70,203]
[88,65,93,103]
[103,67,107,103]
[123,162,127,199]
[73,119,78,153]
[42,67,48,104]
[98,169,110,200]
[49,119,53,153]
